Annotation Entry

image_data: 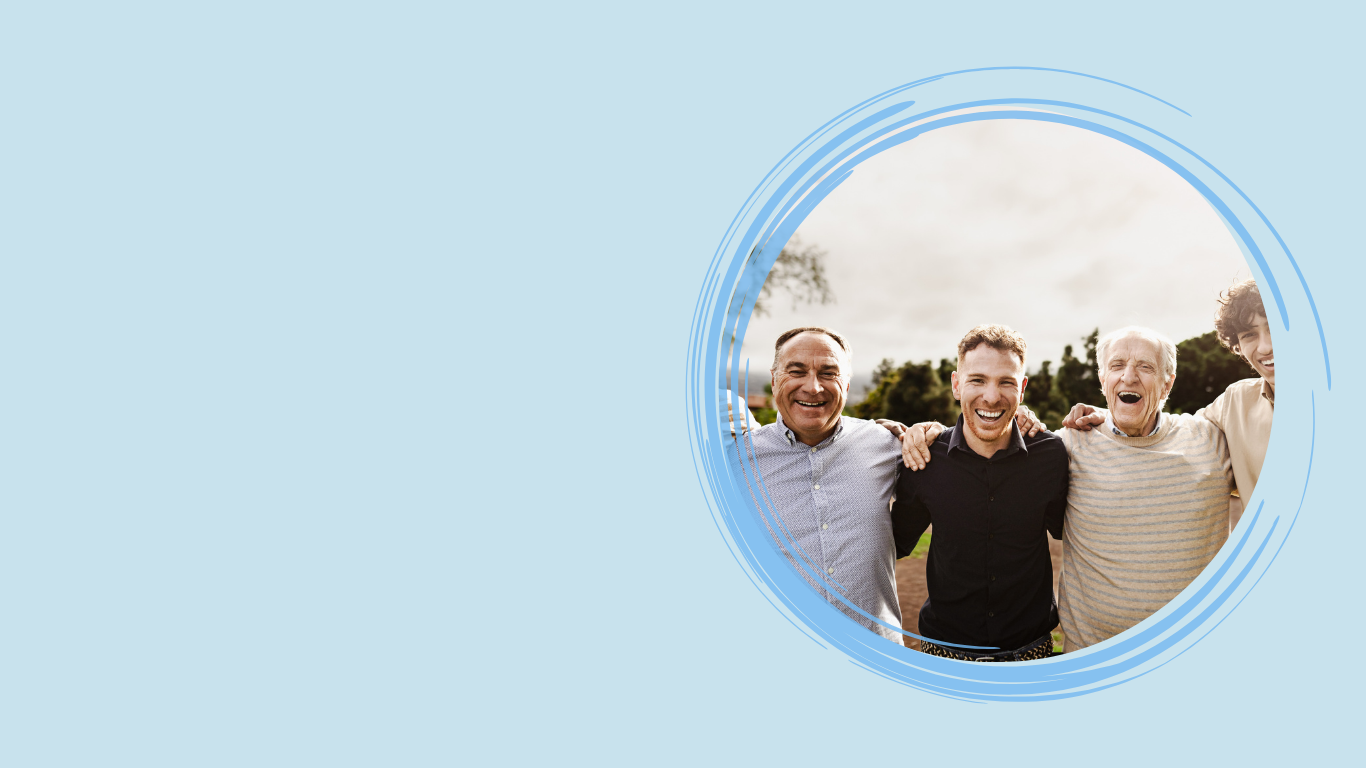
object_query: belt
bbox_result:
[920,633,1054,662]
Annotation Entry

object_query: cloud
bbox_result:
[739,119,1249,375]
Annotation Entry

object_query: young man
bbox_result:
[890,325,1069,661]
[1066,279,1273,528]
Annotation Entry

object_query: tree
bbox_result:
[1024,359,1069,429]
[1166,331,1251,414]
[852,359,958,426]
[1054,328,1100,410]
[752,235,835,317]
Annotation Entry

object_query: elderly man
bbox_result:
[1066,279,1274,528]
[735,326,1040,645]
[1054,326,1233,651]
[891,325,1069,661]
[737,326,905,643]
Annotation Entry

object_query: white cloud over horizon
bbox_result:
[738,118,1250,379]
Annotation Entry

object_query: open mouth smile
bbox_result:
[794,400,828,408]
[974,408,1004,422]
[1118,391,1143,405]
[1259,357,1274,370]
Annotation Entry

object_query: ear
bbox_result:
[1161,374,1175,398]
[950,370,961,402]
[1020,376,1029,394]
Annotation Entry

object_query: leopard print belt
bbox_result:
[920,634,1054,662]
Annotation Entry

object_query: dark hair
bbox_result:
[1213,279,1267,353]
[956,324,1027,367]
[771,327,850,372]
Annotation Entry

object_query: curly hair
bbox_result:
[1213,279,1267,353]
[956,324,1027,368]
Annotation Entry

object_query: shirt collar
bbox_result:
[773,411,845,448]
[946,413,1027,459]
[1107,412,1163,437]
[1260,378,1275,406]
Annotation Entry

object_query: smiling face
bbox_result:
[1101,335,1174,437]
[771,332,850,446]
[1235,313,1275,392]
[950,345,1027,458]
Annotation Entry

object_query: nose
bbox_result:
[1256,332,1273,358]
[981,382,1005,406]
[800,374,825,395]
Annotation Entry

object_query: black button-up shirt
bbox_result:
[891,417,1069,653]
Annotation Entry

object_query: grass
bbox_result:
[908,530,931,559]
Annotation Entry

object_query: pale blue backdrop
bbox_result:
[1,2,1359,765]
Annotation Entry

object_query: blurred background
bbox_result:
[739,118,1255,429]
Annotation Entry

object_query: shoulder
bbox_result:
[1056,425,1092,450]
[840,416,899,446]
[747,422,789,454]
[1225,377,1263,397]
[1166,411,1221,435]
[1024,429,1069,466]
[1205,377,1261,415]
[1163,412,1228,452]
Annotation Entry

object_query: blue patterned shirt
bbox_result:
[737,413,904,643]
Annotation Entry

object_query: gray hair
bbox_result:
[1096,326,1177,406]
[770,326,852,380]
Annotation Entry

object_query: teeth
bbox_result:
[975,409,1003,418]
[1261,358,1274,366]
[795,400,826,407]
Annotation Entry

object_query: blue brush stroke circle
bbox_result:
[687,68,1328,701]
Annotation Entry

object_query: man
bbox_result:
[1066,279,1274,528]
[891,325,1069,661]
[737,327,906,642]
[1054,326,1232,651]
[736,326,1044,645]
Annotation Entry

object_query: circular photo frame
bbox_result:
[687,67,1328,701]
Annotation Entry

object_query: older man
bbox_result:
[1055,326,1233,651]
[1066,279,1274,528]
[737,327,906,642]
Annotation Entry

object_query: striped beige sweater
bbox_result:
[1057,414,1232,652]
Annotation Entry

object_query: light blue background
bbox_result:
[2,3,1359,765]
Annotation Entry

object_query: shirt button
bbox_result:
[989,496,995,502]
[989,612,995,617]
[990,575,996,581]
[822,523,828,530]
[813,484,820,490]
[827,567,834,574]
[811,447,817,453]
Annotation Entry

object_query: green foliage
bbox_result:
[851,327,1244,433]
[1054,329,1100,411]
[852,358,959,426]
[752,408,777,426]
[1166,331,1252,414]
[1014,328,1101,430]
[1023,359,1070,430]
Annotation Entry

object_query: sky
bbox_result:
[738,118,1250,395]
